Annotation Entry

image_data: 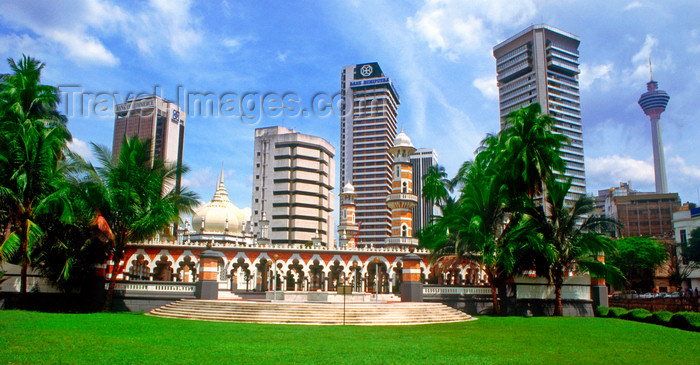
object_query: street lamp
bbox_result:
[273,254,279,300]
[373,258,381,301]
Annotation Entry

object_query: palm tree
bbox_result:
[523,178,621,316]
[496,103,568,199]
[71,137,198,311]
[420,156,537,314]
[0,56,73,298]
[422,164,452,210]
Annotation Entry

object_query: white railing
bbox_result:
[423,286,493,295]
[126,240,430,254]
[108,281,195,293]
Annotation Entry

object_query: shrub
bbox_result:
[621,308,652,322]
[669,312,700,332]
[607,307,629,318]
[595,306,610,317]
[650,311,673,326]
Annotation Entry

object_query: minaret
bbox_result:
[638,60,670,193]
[337,183,359,248]
[385,129,419,248]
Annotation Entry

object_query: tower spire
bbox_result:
[649,54,653,81]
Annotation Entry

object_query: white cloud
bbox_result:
[407,0,537,60]
[0,0,205,65]
[473,75,498,100]
[580,62,614,90]
[67,137,93,160]
[586,154,655,184]
[0,0,122,66]
[50,30,119,66]
[624,1,644,10]
[277,51,289,62]
[181,166,214,191]
[668,156,700,180]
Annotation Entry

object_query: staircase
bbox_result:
[149,299,473,325]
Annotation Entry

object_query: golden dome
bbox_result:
[191,168,245,233]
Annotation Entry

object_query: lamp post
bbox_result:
[373,258,381,301]
[273,254,279,300]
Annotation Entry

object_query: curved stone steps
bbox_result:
[149,299,472,325]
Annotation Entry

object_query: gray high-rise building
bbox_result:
[113,95,185,195]
[339,62,400,246]
[410,148,439,233]
[493,24,586,202]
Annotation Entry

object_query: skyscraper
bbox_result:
[493,24,586,202]
[251,126,335,247]
[113,95,185,164]
[638,73,670,193]
[340,63,400,246]
[112,95,185,194]
[410,148,438,233]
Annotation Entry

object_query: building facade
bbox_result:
[493,24,586,202]
[337,183,359,248]
[411,148,438,233]
[672,206,700,289]
[340,62,400,246]
[597,182,681,239]
[113,95,185,166]
[386,130,419,248]
[251,126,335,247]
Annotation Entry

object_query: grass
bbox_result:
[1,311,699,364]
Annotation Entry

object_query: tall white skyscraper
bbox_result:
[251,126,335,247]
[339,62,400,246]
[493,24,586,201]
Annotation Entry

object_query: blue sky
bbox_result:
[1,0,699,215]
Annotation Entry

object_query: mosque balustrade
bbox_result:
[106,280,196,294]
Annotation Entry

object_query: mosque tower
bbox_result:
[638,60,670,193]
[337,183,359,248]
[385,129,419,248]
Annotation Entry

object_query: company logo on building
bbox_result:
[360,64,373,77]
[354,62,382,79]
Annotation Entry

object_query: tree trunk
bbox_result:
[19,219,28,307]
[554,274,563,316]
[487,272,500,315]
[102,252,121,312]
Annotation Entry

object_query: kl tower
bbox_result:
[638,59,670,193]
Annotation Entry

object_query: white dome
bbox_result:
[393,129,414,149]
[342,182,355,194]
[191,168,245,233]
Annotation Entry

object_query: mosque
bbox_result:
[114,130,485,295]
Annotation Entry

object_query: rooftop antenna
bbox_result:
[649,54,653,81]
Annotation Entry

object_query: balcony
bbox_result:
[385,236,419,247]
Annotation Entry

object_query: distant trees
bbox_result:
[607,237,668,293]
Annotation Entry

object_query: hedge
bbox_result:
[595,306,609,317]
[595,307,699,332]
[606,307,630,318]
[669,312,700,332]
[650,311,673,326]
[621,308,652,322]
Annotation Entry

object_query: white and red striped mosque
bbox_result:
[110,131,485,295]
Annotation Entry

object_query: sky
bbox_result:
[1,0,699,217]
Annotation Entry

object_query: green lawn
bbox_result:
[1,311,698,364]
